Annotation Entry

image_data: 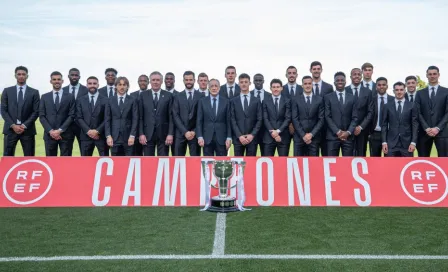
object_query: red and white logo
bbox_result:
[400,160,448,205]
[2,159,53,205]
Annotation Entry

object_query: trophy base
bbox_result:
[208,196,239,213]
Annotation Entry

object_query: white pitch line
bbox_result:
[1,255,448,262]
[211,213,227,255]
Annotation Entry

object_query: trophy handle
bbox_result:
[229,161,239,189]
[210,162,219,189]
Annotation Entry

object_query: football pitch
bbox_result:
[0,208,447,271]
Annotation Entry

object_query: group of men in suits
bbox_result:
[2,63,447,157]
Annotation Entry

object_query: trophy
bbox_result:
[202,160,246,213]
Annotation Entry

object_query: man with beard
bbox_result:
[219,66,241,99]
[230,73,262,156]
[250,73,271,155]
[139,71,174,156]
[1,66,40,156]
[405,75,417,104]
[105,77,138,156]
[99,68,117,98]
[345,68,373,156]
[197,72,209,96]
[324,72,358,157]
[130,74,149,156]
[39,71,76,156]
[76,76,108,156]
[62,68,88,155]
[173,71,204,156]
[361,63,376,91]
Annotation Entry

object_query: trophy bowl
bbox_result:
[208,160,239,213]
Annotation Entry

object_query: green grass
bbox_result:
[0,207,447,271]
[0,119,438,157]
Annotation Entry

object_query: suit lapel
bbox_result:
[11,87,18,107]
[93,95,103,114]
[112,95,121,115]
[22,87,31,104]
[156,92,164,115]
[206,97,215,121]
[335,92,343,113]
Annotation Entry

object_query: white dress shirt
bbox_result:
[53,90,63,103]
[303,93,312,104]
[375,94,388,131]
[313,80,322,94]
[288,84,296,95]
[253,89,265,101]
[106,85,115,97]
[428,84,439,97]
[185,89,194,99]
[227,83,236,97]
[240,93,251,110]
[406,92,415,102]
[350,84,361,93]
[335,90,346,104]
[166,88,176,94]
[272,95,282,133]
[362,80,373,90]
[198,89,209,96]
[88,91,99,106]
[69,83,80,98]
[152,90,161,100]
[116,93,126,105]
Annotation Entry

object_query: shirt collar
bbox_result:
[89,91,99,98]
[53,89,62,94]
[429,84,439,90]
[288,83,296,88]
[313,80,322,85]
[336,90,346,95]
[185,88,194,93]
[227,83,235,89]
[17,84,27,91]
[303,92,312,97]
[117,93,126,98]
[395,98,404,103]
[273,94,281,99]
[351,83,361,89]
[70,83,80,89]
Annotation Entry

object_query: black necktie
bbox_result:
[397,100,402,116]
[244,95,249,112]
[55,92,60,111]
[229,86,234,97]
[90,95,95,112]
[154,92,159,108]
[109,87,114,98]
[339,92,344,105]
[119,97,124,111]
[290,87,294,96]
[72,86,76,98]
[410,94,414,103]
[17,87,24,121]
[354,87,359,99]
[379,96,384,125]
[257,90,261,100]
[188,91,193,109]
[274,97,279,113]
[431,87,436,103]
[306,96,311,106]
[315,84,320,96]
[365,83,370,89]
[212,98,217,117]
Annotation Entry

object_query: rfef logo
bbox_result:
[2,159,53,205]
[400,160,448,205]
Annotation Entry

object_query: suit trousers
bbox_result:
[264,140,290,156]
[81,139,107,156]
[327,139,354,157]
[294,140,319,156]
[203,133,226,156]
[417,135,448,157]
[143,133,169,156]
[353,129,369,156]
[3,133,35,156]
[44,138,73,156]
[174,136,201,156]
[387,141,413,157]
[369,131,383,157]
[233,141,257,156]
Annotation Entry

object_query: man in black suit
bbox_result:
[361,62,376,91]
[62,68,89,155]
[165,72,179,95]
[76,76,108,156]
[310,61,334,156]
[129,74,149,156]
[415,65,448,157]
[369,77,395,157]
[325,72,358,157]
[172,71,204,156]
[39,71,76,156]
[98,68,117,98]
[197,72,209,96]
[138,71,174,156]
[230,73,262,156]
[345,68,373,156]
[219,66,241,99]
[404,75,417,104]
[250,73,271,155]
[382,82,418,157]
[291,76,324,156]
[263,79,291,156]
[105,77,138,156]
[1,66,40,156]
[197,79,232,156]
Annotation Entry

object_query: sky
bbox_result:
[1,0,448,95]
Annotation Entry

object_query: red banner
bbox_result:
[0,157,447,207]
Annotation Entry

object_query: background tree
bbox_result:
[417,75,428,90]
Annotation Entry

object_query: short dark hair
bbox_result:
[198,72,208,78]
[334,71,346,79]
[238,73,250,81]
[87,76,99,82]
[15,66,28,74]
[361,62,374,70]
[302,75,312,82]
[426,65,439,73]
[68,68,80,74]
[225,66,236,72]
[183,71,195,78]
[310,61,322,69]
[393,81,406,89]
[138,74,149,80]
[405,75,417,82]
[286,65,297,71]
[254,73,264,78]
[376,77,388,83]
[165,72,175,77]
[105,68,117,75]
[350,67,361,74]
[50,71,63,78]
[270,79,283,87]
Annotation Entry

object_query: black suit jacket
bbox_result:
[262,96,291,144]
[382,100,418,148]
[76,94,108,141]
[345,85,374,129]
[1,86,40,135]
[139,90,174,140]
[62,84,88,100]
[324,91,358,140]
[230,95,262,143]
[39,91,76,140]
[291,94,324,140]
[316,81,334,97]
[404,92,416,104]
[105,95,138,140]
[173,90,204,138]
[415,86,448,137]
[282,84,304,99]
[196,96,231,145]
[219,84,241,99]
[363,81,376,91]
[370,93,396,134]
[98,85,115,98]
[250,89,272,102]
